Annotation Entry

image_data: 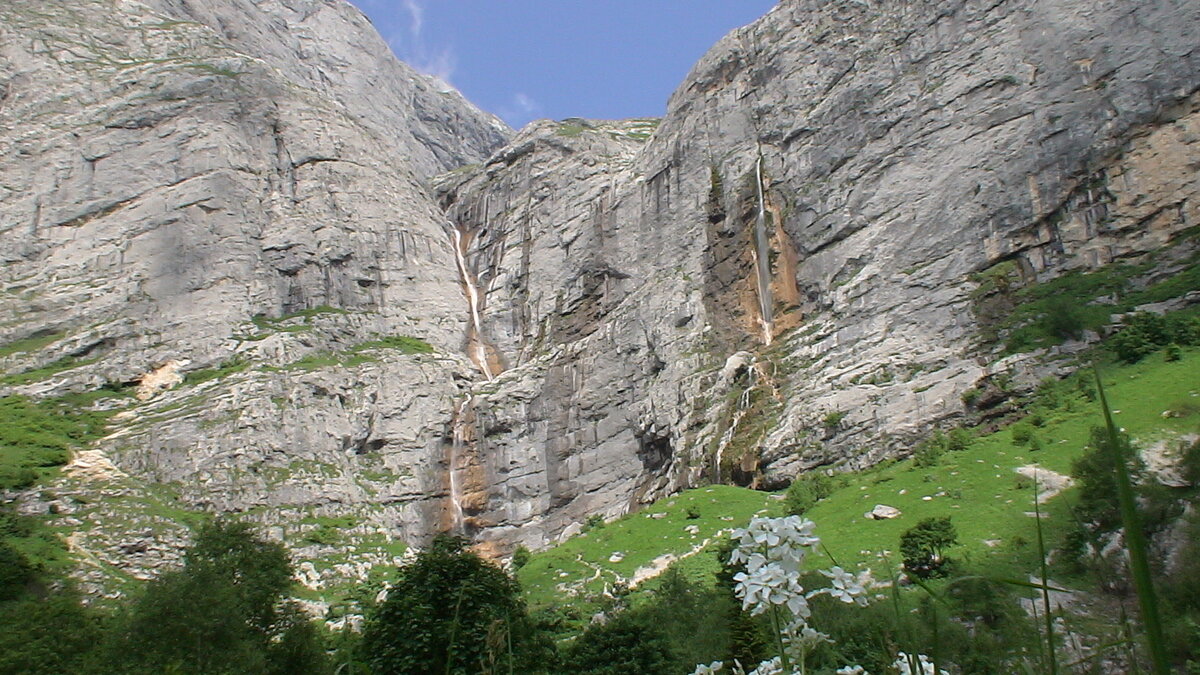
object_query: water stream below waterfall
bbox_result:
[448,396,471,532]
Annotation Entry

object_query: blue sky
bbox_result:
[348,1,777,129]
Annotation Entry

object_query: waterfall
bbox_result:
[450,225,496,380]
[752,155,775,346]
[714,365,760,482]
[447,396,471,532]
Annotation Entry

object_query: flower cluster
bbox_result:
[729,515,821,618]
[698,516,875,675]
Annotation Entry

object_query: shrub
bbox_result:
[784,473,834,516]
[961,388,981,407]
[105,519,327,675]
[1010,422,1034,446]
[900,517,958,579]
[511,546,531,571]
[946,428,974,453]
[823,411,846,429]
[561,611,676,674]
[1038,295,1086,340]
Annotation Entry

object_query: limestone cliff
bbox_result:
[2,0,1198,597]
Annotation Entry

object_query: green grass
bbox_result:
[809,348,1200,578]
[0,330,67,358]
[0,355,99,386]
[271,335,434,372]
[517,485,778,609]
[240,305,351,339]
[0,391,123,489]
[183,357,252,386]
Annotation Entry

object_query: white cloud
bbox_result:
[401,0,423,40]
[386,0,456,84]
[498,93,542,128]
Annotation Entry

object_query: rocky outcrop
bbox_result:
[3,0,1199,594]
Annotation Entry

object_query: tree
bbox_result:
[104,518,328,675]
[362,534,548,675]
[0,586,107,675]
[900,517,958,579]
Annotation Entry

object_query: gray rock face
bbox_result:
[0,0,506,590]
[3,0,1199,593]
[0,0,508,382]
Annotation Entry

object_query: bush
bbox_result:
[511,546,531,571]
[1109,311,1198,363]
[362,535,547,675]
[1039,295,1086,340]
[1010,422,1035,446]
[560,611,677,675]
[1071,426,1146,532]
[960,388,981,407]
[823,411,846,429]
[784,473,834,516]
[900,517,958,579]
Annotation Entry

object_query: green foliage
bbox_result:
[0,540,34,602]
[1070,426,1146,533]
[272,335,435,372]
[511,546,531,571]
[104,519,328,675]
[1111,311,1200,363]
[0,586,107,675]
[560,611,677,675]
[0,393,116,490]
[362,534,547,675]
[351,335,434,355]
[900,517,958,579]
[1010,422,1035,446]
[0,355,100,386]
[784,472,834,516]
[183,356,251,385]
[823,410,846,428]
[0,330,67,358]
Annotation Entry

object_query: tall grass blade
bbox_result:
[1033,473,1058,675]
[1094,368,1169,674]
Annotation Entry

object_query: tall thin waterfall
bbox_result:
[752,155,775,346]
[450,225,495,380]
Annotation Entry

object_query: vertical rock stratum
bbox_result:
[2,0,1198,595]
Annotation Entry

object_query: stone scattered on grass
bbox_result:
[866,504,902,520]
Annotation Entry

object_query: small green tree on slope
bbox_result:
[362,534,549,675]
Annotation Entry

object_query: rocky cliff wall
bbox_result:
[436,0,1200,553]
[2,0,1198,594]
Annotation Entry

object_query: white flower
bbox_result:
[893,652,949,675]
[692,661,724,675]
[816,566,872,605]
[836,666,867,675]
[747,656,783,675]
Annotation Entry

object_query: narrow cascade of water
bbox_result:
[450,225,495,380]
[448,396,471,532]
[752,155,775,346]
[714,364,760,482]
